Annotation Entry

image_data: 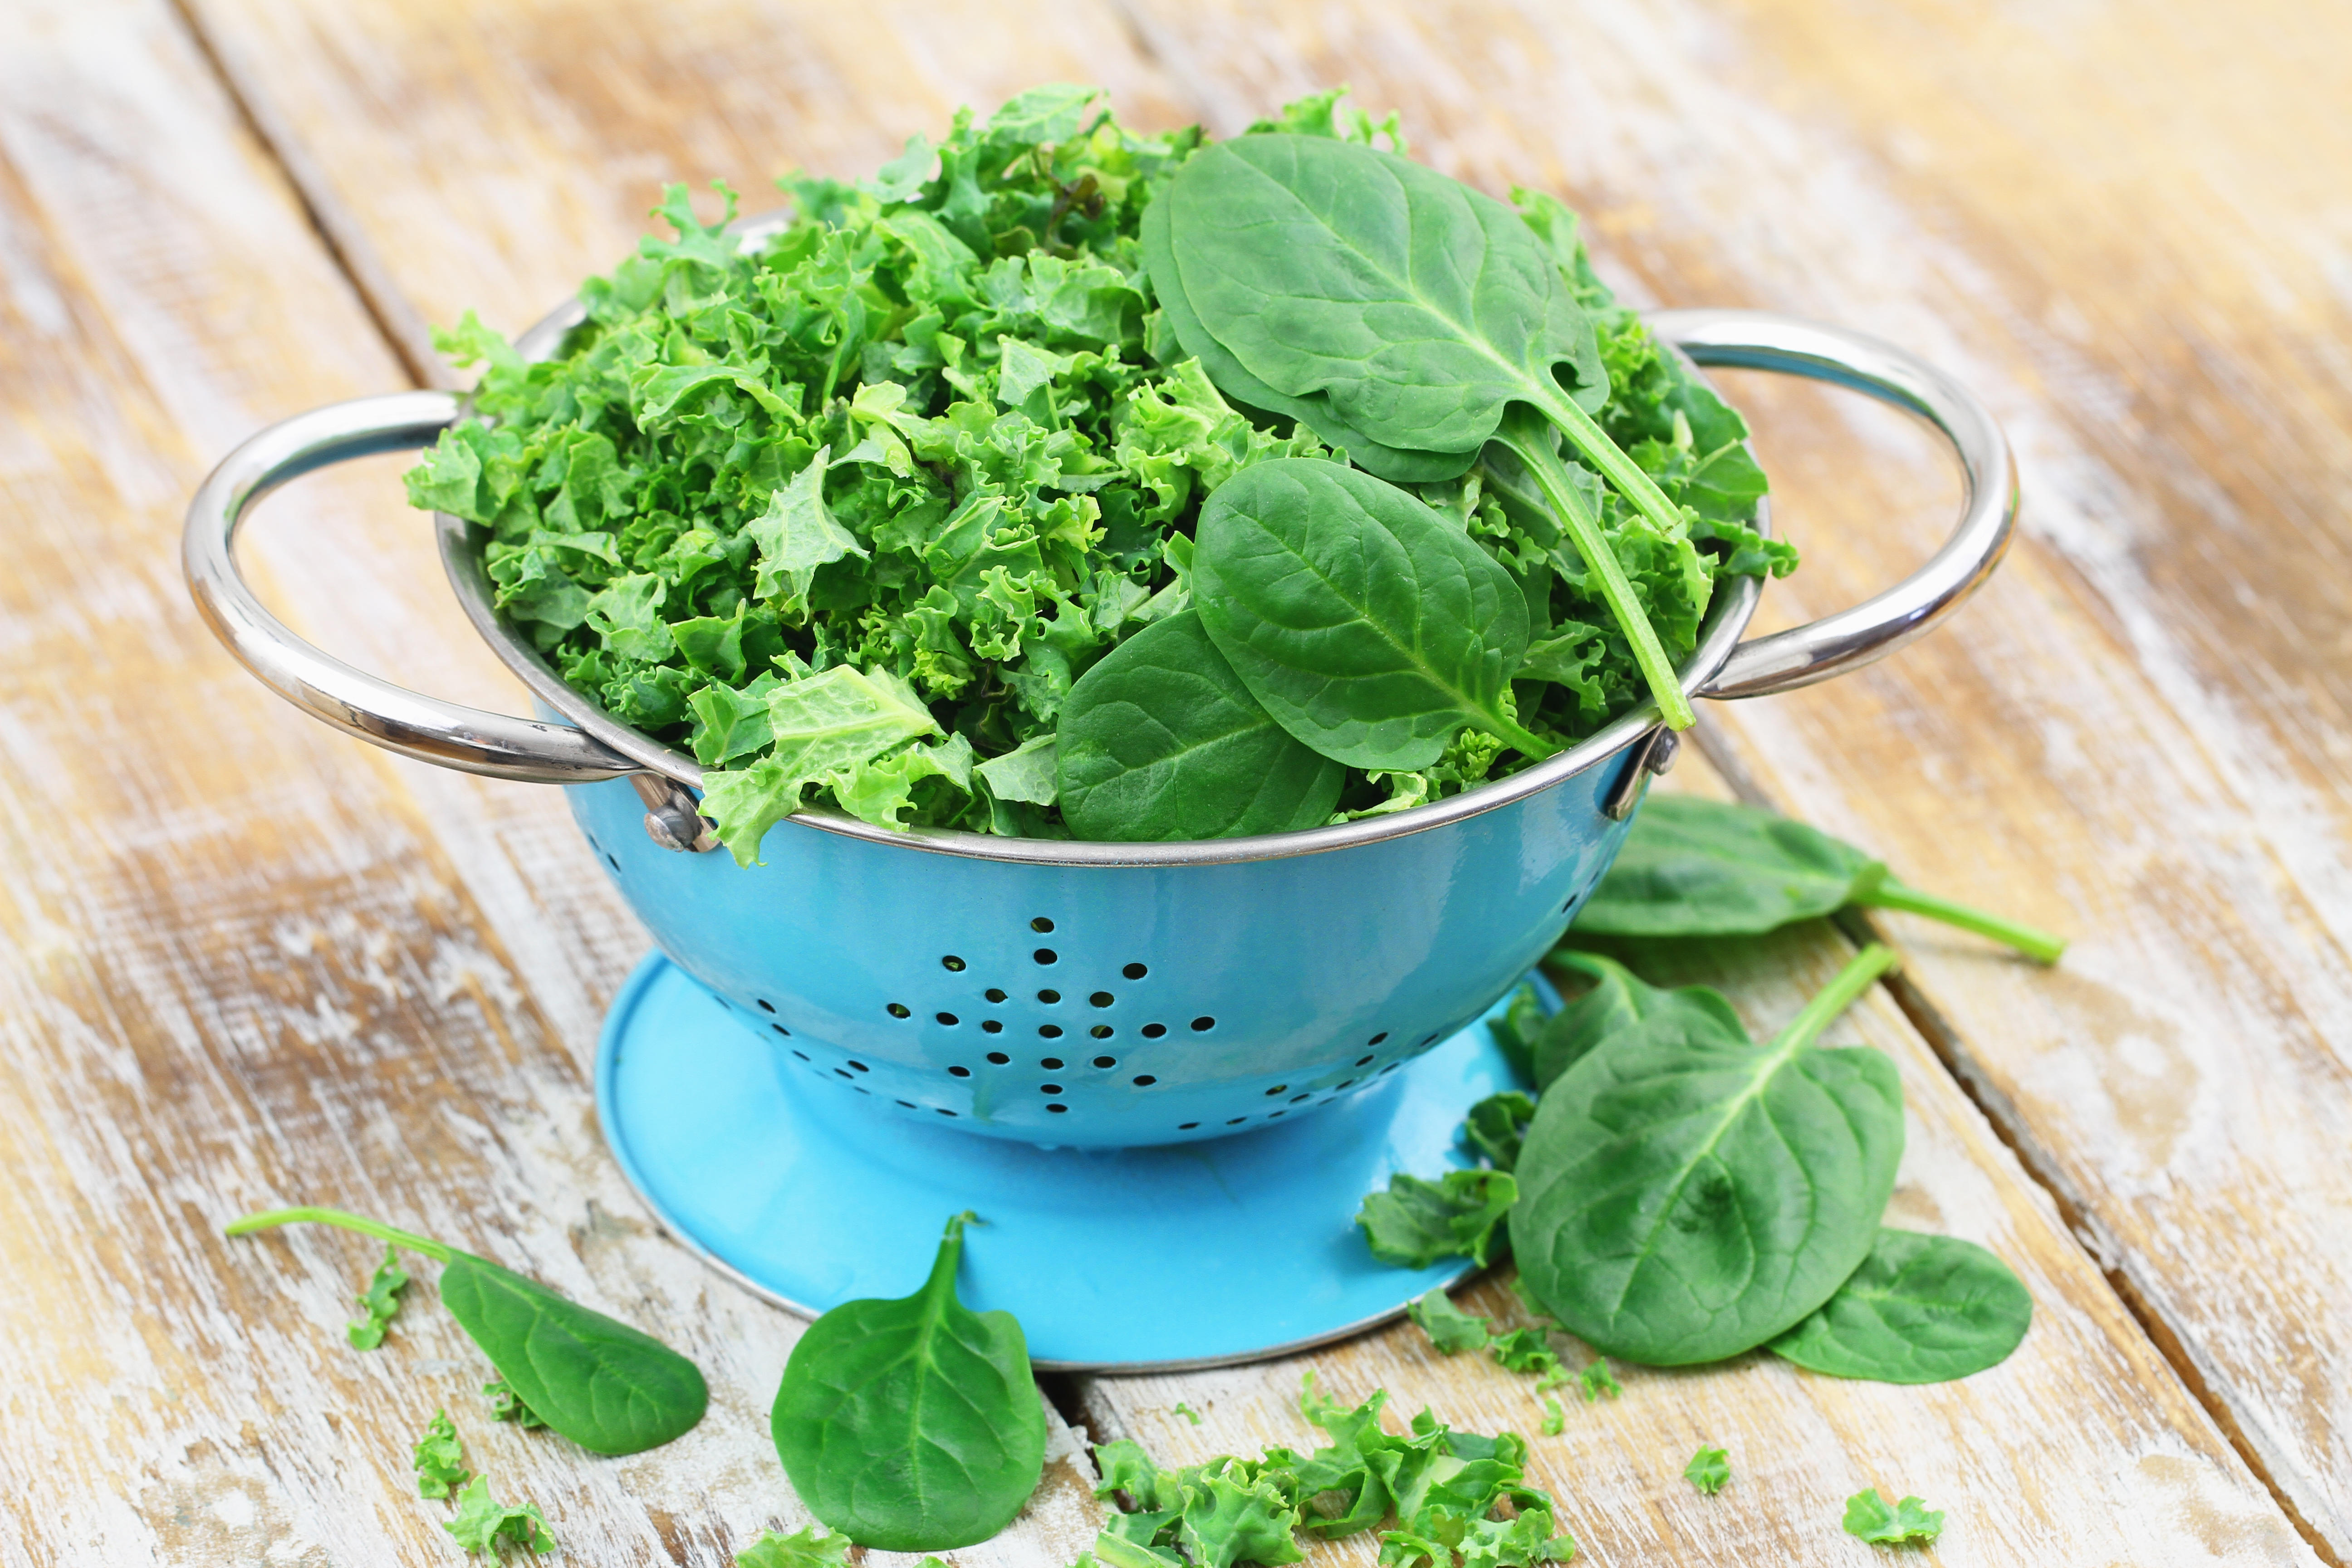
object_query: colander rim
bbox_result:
[436,270,1767,868]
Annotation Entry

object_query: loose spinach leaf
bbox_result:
[1683,1446,1729,1495]
[1769,1228,2031,1384]
[1356,1170,1518,1269]
[348,1245,408,1349]
[412,1409,470,1499]
[1056,608,1345,839]
[1406,1288,1493,1354]
[483,1377,547,1429]
[225,1207,709,1456]
[770,1212,1046,1551]
[1458,1092,1537,1172]
[1533,951,1747,1090]
[444,1475,556,1556]
[1574,795,2066,962]
[1163,133,1704,728]
[734,1524,853,1568]
[1510,945,1906,1365]
[1193,460,1549,769]
[1842,1489,1945,1545]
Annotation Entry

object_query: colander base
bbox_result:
[595,951,1533,1371]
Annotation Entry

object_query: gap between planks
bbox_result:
[140,2,2335,1557]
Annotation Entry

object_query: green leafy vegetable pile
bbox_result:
[407,85,1790,861]
[1076,1374,1576,1568]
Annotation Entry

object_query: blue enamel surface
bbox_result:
[597,950,1539,1367]
[567,745,1639,1147]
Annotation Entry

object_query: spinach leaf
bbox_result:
[225,1207,709,1456]
[1769,1227,2031,1383]
[1192,460,1551,769]
[1406,1288,1493,1354]
[1055,609,1345,839]
[1458,1092,1536,1172]
[1533,951,1746,1089]
[1574,795,2067,962]
[1842,1490,1945,1546]
[1683,1446,1729,1495]
[770,1212,1046,1551]
[1139,187,1469,484]
[444,1475,556,1556]
[1510,945,1906,1365]
[1163,134,1703,729]
[1482,983,1546,1085]
[412,1409,470,1499]
[347,1245,408,1349]
[1354,1170,1517,1269]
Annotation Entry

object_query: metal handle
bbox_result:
[1650,310,2019,700]
[183,391,642,784]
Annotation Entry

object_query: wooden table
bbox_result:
[4,2,2346,1562]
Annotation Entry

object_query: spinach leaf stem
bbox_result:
[226,1206,453,1262]
[1858,882,2068,964]
[1770,943,1901,1055]
[1496,411,1696,730]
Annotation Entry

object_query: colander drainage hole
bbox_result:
[887,1003,911,1019]
[1041,1083,1063,1094]
[1046,1103,1068,1114]
[982,1020,1004,1034]
[1226,1117,1248,1126]
[1354,1054,1375,1067]
[791,1050,810,1062]
[1265,1084,1289,1097]
[835,1069,854,1080]
[1123,963,1148,980]
[936,1012,960,1026]
[1039,1056,1065,1069]
[1333,1078,1357,1091]
[1380,1062,1401,1074]
[1092,1055,1117,1069]
[1290,1093,1311,1104]
[847,1061,870,1073]
[986,988,1009,1003]
[1034,948,1058,965]
[1039,1024,1063,1039]
[1191,1016,1216,1032]
[936,1108,958,1117]
[606,853,621,873]
[1090,991,1115,1007]
[1178,1120,1200,1129]
[1090,1025,1114,1040]
[770,1024,792,1039]
[941,955,966,971]
[1133,1074,1157,1086]
[758,999,777,1014]
[1142,1023,1167,1039]
[896,1100,917,1109]
[949,1066,972,1078]
[1268,1111,1286,1119]
[986,1051,1010,1064]
[1038,989,1061,1004]
[1368,1031,1388,1044]
[1032,917,1056,933]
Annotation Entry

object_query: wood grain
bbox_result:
[0,0,2339,1561]
[0,3,1105,1563]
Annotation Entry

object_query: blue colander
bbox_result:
[189,307,2014,1365]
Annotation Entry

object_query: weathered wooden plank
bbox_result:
[0,4,1106,1563]
[150,0,2329,1561]
[1077,1,2352,1554]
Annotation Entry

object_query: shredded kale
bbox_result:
[411,86,1788,861]
[411,1408,471,1499]
[483,1377,547,1429]
[1682,1446,1730,1496]
[1078,1375,1576,1568]
[346,1245,408,1350]
[443,1475,556,1556]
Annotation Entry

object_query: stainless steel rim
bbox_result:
[186,294,2017,862]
